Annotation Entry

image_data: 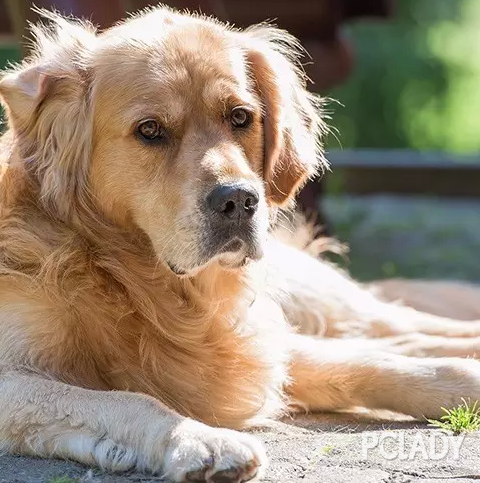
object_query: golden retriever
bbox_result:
[0,6,480,482]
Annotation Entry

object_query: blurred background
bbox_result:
[1,0,479,283]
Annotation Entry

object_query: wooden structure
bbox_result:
[328,150,480,198]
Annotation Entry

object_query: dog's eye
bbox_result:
[137,120,165,141]
[230,108,252,129]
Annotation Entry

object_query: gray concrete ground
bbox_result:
[1,413,479,482]
[2,195,480,482]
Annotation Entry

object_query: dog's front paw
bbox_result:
[162,419,266,483]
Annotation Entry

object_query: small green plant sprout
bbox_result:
[428,398,480,434]
[320,444,335,455]
[47,476,79,483]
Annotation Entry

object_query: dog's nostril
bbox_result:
[223,200,237,217]
[244,196,257,210]
[243,196,258,218]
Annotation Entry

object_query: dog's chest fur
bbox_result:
[0,208,290,428]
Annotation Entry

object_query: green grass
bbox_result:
[320,444,336,455]
[47,477,79,483]
[428,399,480,434]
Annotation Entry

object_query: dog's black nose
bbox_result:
[207,184,259,220]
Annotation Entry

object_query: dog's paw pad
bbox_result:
[185,471,207,482]
[210,458,259,483]
[211,468,241,483]
[185,456,214,482]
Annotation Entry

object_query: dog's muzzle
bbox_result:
[204,182,263,262]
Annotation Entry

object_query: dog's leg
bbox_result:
[371,333,480,358]
[267,240,480,338]
[287,334,480,419]
[0,371,265,481]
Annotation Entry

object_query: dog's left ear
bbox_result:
[244,27,328,206]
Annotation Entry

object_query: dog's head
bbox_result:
[0,8,327,276]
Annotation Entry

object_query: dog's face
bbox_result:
[0,8,326,276]
[90,18,270,275]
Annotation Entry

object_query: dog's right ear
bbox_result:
[0,10,97,217]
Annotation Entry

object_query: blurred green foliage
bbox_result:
[0,46,20,70]
[0,45,20,128]
[329,0,480,154]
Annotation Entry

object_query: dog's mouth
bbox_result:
[166,237,264,277]
[167,262,187,276]
[215,237,263,269]
[221,239,244,253]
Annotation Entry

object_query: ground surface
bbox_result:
[2,194,480,482]
[1,413,479,482]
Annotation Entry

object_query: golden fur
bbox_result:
[0,7,480,482]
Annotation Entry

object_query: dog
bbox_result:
[1,6,480,482]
